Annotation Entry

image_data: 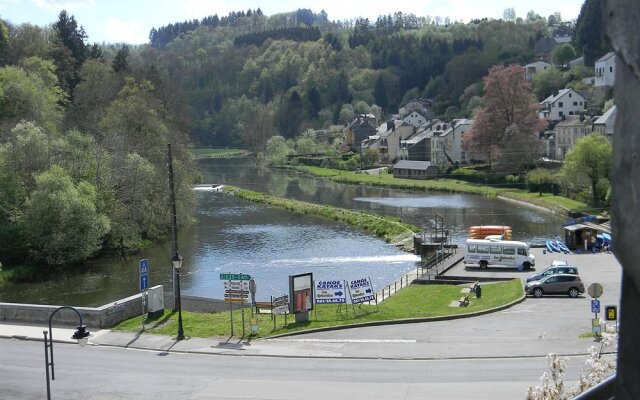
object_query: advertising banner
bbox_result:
[349,277,375,304]
[315,280,346,304]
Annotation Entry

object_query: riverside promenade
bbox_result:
[0,249,621,361]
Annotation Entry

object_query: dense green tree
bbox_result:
[532,67,568,100]
[265,135,292,164]
[67,59,119,133]
[23,165,109,266]
[1,121,60,195]
[0,66,64,134]
[0,19,9,66]
[112,45,130,73]
[51,10,88,96]
[527,168,555,195]
[560,132,612,207]
[551,43,576,67]
[573,0,608,66]
[5,23,52,64]
[373,75,388,111]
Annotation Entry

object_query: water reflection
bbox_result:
[0,158,565,306]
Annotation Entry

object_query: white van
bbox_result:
[464,238,535,270]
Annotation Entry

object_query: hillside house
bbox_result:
[540,89,587,121]
[430,119,474,170]
[402,110,430,128]
[399,120,439,161]
[554,115,596,160]
[392,160,439,180]
[594,52,616,103]
[342,114,377,152]
[362,120,415,163]
[525,61,552,81]
[592,105,617,141]
[534,37,557,61]
[399,99,435,121]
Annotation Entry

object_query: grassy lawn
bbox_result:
[189,147,251,159]
[113,279,523,339]
[290,165,588,213]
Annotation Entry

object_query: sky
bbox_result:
[0,0,585,45]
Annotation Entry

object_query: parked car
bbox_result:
[526,265,579,283]
[525,274,585,298]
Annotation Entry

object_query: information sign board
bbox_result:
[220,273,251,281]
[315,280,346,304]
[139,259,148,275]
[349,277,375,304]
[272,295,289,314]
[605,305,617,321]
[591,299,601,314]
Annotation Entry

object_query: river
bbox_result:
[0,158,564,306]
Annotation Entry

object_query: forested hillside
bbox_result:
[0,3,606,269]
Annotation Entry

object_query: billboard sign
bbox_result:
[289,273,313,314]
[349,277,375,304]
[315,280,346,304]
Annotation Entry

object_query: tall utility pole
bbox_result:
[167,143,179,309]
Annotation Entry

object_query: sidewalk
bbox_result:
[0,319,604,361]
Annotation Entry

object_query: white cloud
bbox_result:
[104,17,147,44]
[32,0,95,12]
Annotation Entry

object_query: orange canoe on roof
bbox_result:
[468,225,512,240]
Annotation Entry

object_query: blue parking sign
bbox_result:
[591,299,600,314]
[140,274,149,291]
[139,259,148,275]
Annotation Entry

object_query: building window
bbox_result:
[559,102,564,108]
[573,102,578,106]
[610,66,613,72]
[559,111,564,117]
[569,93,572,97]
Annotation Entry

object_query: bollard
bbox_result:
[475,284,482,298]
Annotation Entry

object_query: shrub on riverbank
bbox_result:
[113,279,523,338]
[223,185,419,245]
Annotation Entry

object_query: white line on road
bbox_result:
[267,338,417,343]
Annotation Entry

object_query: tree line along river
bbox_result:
[0,158,564,306]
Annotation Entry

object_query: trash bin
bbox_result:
[475,284,482,298]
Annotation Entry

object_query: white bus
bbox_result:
[464,238,535,270]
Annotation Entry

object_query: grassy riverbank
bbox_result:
[289,166,588,214]
[113,279,523,338]
[223,185,419,247]
[189,147,251,159]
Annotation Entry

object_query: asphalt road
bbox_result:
[0,339,590,400]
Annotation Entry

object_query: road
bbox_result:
[0,339,589,400]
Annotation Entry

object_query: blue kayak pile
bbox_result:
[546,239,571,254]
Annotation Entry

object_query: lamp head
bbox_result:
[172,252,183,270]
[72,325,91,347]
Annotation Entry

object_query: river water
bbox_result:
[0,158,564,306]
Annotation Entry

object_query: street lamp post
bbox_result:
[173,252,185,341]
[43,306,91,400]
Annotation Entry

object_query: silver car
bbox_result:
[526,265,579,283]
[525,274,585,298]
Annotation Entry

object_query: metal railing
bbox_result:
[373,246,457,303]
